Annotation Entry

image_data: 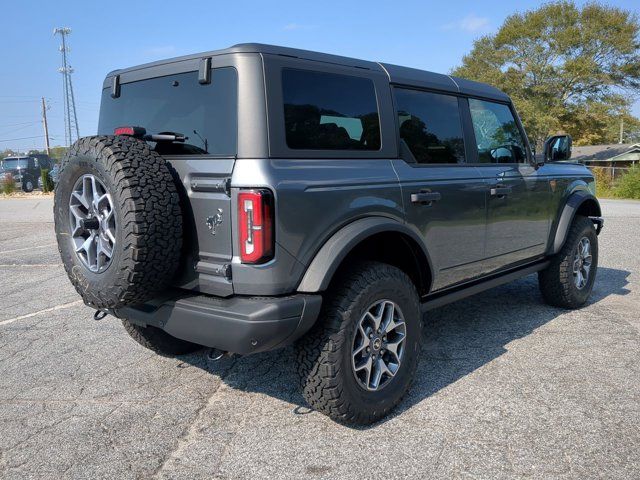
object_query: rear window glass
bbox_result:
[282,69,380,151]
[98,68,237,155]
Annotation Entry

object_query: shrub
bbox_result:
[1,173,16,195]
[40,168,54,193]
[591,167,614,198]
[613,165,640,200]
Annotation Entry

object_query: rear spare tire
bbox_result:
[54,136,182,310]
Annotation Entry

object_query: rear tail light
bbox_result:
[114,126,146,138]
[238,189,274,264]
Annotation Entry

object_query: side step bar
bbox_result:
[421,260,550,312]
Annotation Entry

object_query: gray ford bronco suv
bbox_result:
[54,43,603,425]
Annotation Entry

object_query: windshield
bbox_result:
[98,68,238,156]
[2,158,29,170]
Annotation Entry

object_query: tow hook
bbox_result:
[94,310,108,321]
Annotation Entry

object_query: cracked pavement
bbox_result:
[0,197,639,479]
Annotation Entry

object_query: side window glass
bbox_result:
[394,88,465,164]
[469,99,527,163]
[282,69,381,151]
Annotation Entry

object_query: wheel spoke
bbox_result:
[104,227,116,244]
[100,236,113,259]
[385,337,404,363]
[371,359,383,389]
[371,303,385,331]
[573,258,581,274]
[380,301,394,331]
[76,235,92,254]
[71,191,89,210]
[95,241,103,271]
[103,207,114,222]
[378,357,393,379]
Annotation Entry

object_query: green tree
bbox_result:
[0,148,19,159]
[48,146,68,161]
[452,1,640,148]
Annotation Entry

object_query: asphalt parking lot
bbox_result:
[0,197,638,479]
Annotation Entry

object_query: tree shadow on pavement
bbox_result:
[178,267,630,428]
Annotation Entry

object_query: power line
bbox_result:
[0,123,40,136]
[0,135,53,143]
[0,122,39,128]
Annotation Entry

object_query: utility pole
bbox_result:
[41,97,51,155]
[619,116,624,144]
[54,27,80,146]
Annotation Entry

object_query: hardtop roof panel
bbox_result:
[103,43,510,102]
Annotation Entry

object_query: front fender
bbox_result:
[551,191,602,254]
[297,216,432,292]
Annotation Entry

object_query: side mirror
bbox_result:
[543,135,572,162]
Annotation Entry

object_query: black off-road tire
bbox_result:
[538,215,598,309]
[296,261,422,425]
[22,176,34,193]
[121,319,201,356]
[54,136,182,310]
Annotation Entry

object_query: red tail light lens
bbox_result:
[238,189,274,264]
[114,126,146,137]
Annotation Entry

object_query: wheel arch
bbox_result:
[550,190,602,255]
[297,216,433,296]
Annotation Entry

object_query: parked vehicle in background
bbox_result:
[53,44,603,425]
[1,154,53,192]
[38,163,60,190]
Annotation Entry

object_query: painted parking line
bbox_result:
[0,243,57,254]
[0,300,83,327]
[0,264,62,267]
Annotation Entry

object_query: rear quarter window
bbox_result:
[282,69,381,151]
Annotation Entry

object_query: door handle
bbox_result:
[411,191,441,205]
[490,185,512,197]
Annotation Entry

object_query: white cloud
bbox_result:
[442,14,491,33]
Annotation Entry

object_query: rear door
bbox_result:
[392,88,487,291]
[98,66,239,296]
[466,98,551,273]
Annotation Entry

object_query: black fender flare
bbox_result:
[551,191,602,254]
[297,216,433,293]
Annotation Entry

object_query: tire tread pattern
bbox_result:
[296,261,420,425]
[539,215,597,309]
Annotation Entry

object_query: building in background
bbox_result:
[573,144,640,181]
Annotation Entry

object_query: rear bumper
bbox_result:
[114,293,322,355]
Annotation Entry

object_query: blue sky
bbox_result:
[2,0,639,152]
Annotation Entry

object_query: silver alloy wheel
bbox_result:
[352,299,406,391]
[573,237,592,290]
[68,174,116,273]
